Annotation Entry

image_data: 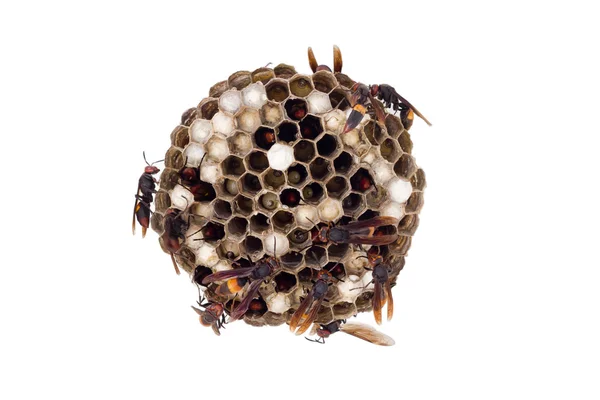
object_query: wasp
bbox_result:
[132,152,163,237]
[357,247,395,324]
[309,216,399,246]
[161,200,193,275]
[178,154,215,202]
[202,255,280,321]
[307,45,343,73]
[191,292,227,336]
[306,319,395,346]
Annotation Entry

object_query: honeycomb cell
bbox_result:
[284,98,308,121]
[217,240,241,261]
[325,261,347,280]
[289,75,313,97]
[219,90,243,115]
[309,157,333,181]
[288,228,310,247]
[264,232,290,257]
[233,195,254,216]
[280,251,304,269]
[250,213,270,234]
[398,130,413,153]
[333,151,354,175]
[277,121,298,143]
[280,188,301,208]
[227,216,248,237]
[317,198,343,222]
[189,119,212,144]
[260,101,283,126]
[299,115,323,140]
[265,80,290,102]
[274,272,297,293]
[246,151,269,173]
[199,161,220,184]
[158,168,179,191]
[258,192,280,213]
[326,175,350,199]
[200,222,225,242]
[242,82,268,109]
[263,168,286,190]
[391,235,412,256]
[199,98,219,120]
[329,88,351,111]
[405,192,425,214]
[312,71,338,93]
[363,121,378,146]
[171,184,195,209]
[205,136,229,163]
[228,131,253,157]
[342,193,365,215]
[350,168,375,193]
[192,265,213,287]
[380,201,404,221]
[298,267,317,283]
[303,246,327,268]
[209,81,228,98]
[243,235,263,255]
[411,168,427,191]
[213,199,232,220]
[236,108,262,133]
[228,71,252,90]
[170,125,189,148]
[385,114,403,138]
[286,163,308,187]
[316,134,339,158]
[293,140,316,163]
[246,297,268,318]
[397,214,420,236]
[221,155,245,177]
[266,143,294,171]
[221,178,238,197]
[295,205,319,229]
[254,126,276,150]
[273,63,297,79]
[307,91,332,114]
[380,138,401,163]
[211,112,236,136]
[323,109,346,134]
[302,182,324,204]
[154,191,171,214]
[394,154,418,179]
[251,67,274,84]
[332,302,357,319]
[182,143,205,167]
[334,73,355,89]
[241,173,262,195]
[388,177,413,203]
[272,210,295,232]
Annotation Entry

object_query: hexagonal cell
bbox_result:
[277,121,298,143]
[299,115,323,140]
[242,235,263,255]
[227,216,248,237]
[312,71,337,93]
[335,73,355,89]
[392,235,412,256]
[385,114,403,138]
[303,246,327,268]
[404,192,425,214]
[317,198,343,222]
[246,150,269,173]
[332,302,357,319]
[286,163,308,187]
[266,80,290,103]
[355,291,374,311]
[333,151,354,175]
[258,192,280,213]
[280,188,302,208]
[182,143,204,167]
[263,168,286,190]
[219,90,242,115]
[280,251,304,269]
[273,63,297,79]
[289,75,314,97]
[254,126,276,150]
[316,135,339,158]
[264,232,290,257]
[246,297,268,317]
[307,91,332,114]
[228,131,253,157]
[251,67,274,84]
[411,168,427,191]
[220,178,239,198]
[326,175,349,199]
[310,157,333,181]
[217,240,241,261]
[272,210,295,232]
[233,195,254,216]
[192,266,213,287]
[213,199,232,220]
[293,140,316,163]
[181,107,198,126]
[205,136,229,163]
[241,173,262,195]
[288,227,310,247]
[158,168,179,192]
[250,213,270,234]
[227,71,252,90]
[242,82,268,109]
[329,88,351,111]
[302,182,324,204]
[380,201,404,221]
[199,98,219,120]
[342,193,365,216]
[211,112,236,137]
[260,101,283,127]
[298,267,317,283]
[236,108,261,133]
[189,181,216,203]
[380,138,401,163]
[170,125,189,148]
[394,154,417,179]
[284,98,308,121]
[274,272,297,293]
[189,119,212,144]
[199,222,225,242]
[221,155,245,177]
[266,143,294,171]
[350,168,375,193]
[363,121,379,146]
[209,80,228,98]
[327,244,350,263]
[398,130,413,154]
[397,214,420,236]
[388,177,413,203]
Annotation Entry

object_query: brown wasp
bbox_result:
[132,152,163,238]
[307,45,343,74]
[309,216,399,246]
[356,247,394,324]
[191,290,227,336]
[178,154,215,202]
[306,319,395,346]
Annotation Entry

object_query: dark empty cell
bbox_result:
[302,182,324,204]
[266,80,290,102]
[242,173,262,195]
[327,245,350,263]
[244,236,263,254]
[309,157,332,180]
[358,209,379,221]
[280,251,304,269]
[255,127,277,150]
[304,246,327,267]
[192,266,212,287]
[247,151,269,172]
[274,272,297,293]
[250,213,270,233]
[273,210,295,232]
[280,188,301,207]
[286,164,308,186]
[312,71,336,93]
[380,138,400,162]
[289,228,309,245]
[234,195,254,216]
[190,181,216,202]
[277,121,298,143]
[299,115,323,139]
[350,168,375,193]
[213,199,232,219]
[247,297,267,316]
[264,169,285,190]
[329,88,350,110]
[326,176,349,199]
[200,99,219,119]
[293,140,315,163]
[289,76,314,97]
[285,98,308,121]
[333,151,353,174]
[298,268,316,283]
[395,154,417,179]
[259,192,279,211]
[342,193,363,213]
[228,217,248,236]
[363,121,377,145]
[316,134,337,157]
[201,222,225,241]
[222,155,245,176]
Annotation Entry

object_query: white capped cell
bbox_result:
[318,198,343,222]
[183,143,205,166]
[336,275,364,303]
[371,159,395,185]
[380,201,405,220]
[323,109,346,134]
[230,132,253,156]
[261,103,283,126]
[242,82,268,109]
[388,177,413,204]
[264,233,289,257]
[295,205,319,228]
[192,202,213,219]
[341,127,361,148]
[266,292,291,314]
[205,136,229,163]
[170,184,194,210]
[189,119,212,144]
[195,243,219,267]
[307,91,333,114]
[185,225,204,250]
[267,143,294,171]
[219,90,242,114]
[236,108,261,133]
[211,112,236,136]
[199,162,219,184]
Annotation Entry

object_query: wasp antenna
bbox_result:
[264,62,272,68]
[151,158,165,166]
[143,151,150,166]
[307,47,318,73]
[333,45,343,73]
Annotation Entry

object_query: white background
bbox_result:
[1,1,599,399]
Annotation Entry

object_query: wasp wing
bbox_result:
[201,267,256,284]
[296,297,324,336]
[343,216,399,234]
[373,279,383,325]
[340,322,395,346]
[289,291,314,332]
[346,234,399,246]
[368,93,387,124]
[132,185,141,236]
[385,280,394,322]
[229,279,262,321]
[387,86,432,126]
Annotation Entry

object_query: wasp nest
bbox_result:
[150,53,426,330]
